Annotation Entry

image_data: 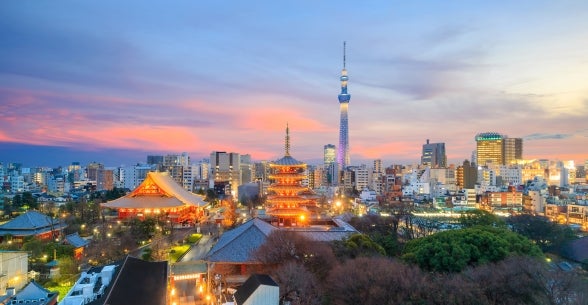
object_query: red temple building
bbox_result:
[102,172,208,224]
[265,125,317,227]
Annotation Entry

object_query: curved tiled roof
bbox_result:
[205,218,276,263]
[102,172,207,209]
[272,155,304,166]
[0,210,66,236]
[65,232,90,248]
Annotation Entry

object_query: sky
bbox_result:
[1,1,587,168]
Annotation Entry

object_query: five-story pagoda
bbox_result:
[265,125,315,227]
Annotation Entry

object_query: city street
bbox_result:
[172,221,220,305]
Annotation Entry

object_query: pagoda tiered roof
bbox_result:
[271,155,305,167]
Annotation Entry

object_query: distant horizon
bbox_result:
[1,141,584,170]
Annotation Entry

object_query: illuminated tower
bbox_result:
[337,41,351,169]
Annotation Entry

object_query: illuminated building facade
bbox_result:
[324,144,337,185]
[337,42,351,170]
[504,137,523,165]
[209,151,241,197]
[103,172,207,224]
[265,125,316,226]
[476,132,504,166]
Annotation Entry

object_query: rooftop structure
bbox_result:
[102,172,207,224]
[2,281,58,305]
[59,256,168,305]
[233,274,279,305]
[0,211,66,243]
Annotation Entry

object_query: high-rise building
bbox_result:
[147,155,163,165]
[209,151,241,197]
[324,144,337,185]
[457,160,477,189]
[324,144,336,165]
[476,132,504,166]
[504,137,523,165]
[421,140,447,168]
[337,42,351,169]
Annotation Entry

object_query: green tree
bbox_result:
[12,194,23,210]
[459,209,505,228]
[22,192,38,210]
[2,197,14,216]
[332,233,386,259]
[507,214,576,252]
[402,227,542,272]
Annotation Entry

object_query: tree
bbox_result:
[253,230,336,281]
[459,209,505,228]
[12,194,23,210]
[326,256,428,305]
[402,227,542,272]
[22,192,38,210]
[332,233,385,259]
[272,262,323,305]
[507,214,576,252]
[221,199,237,228]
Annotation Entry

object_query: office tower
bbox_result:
[457,160,477,189]
[421,139,447,168]
[324,144,336,185]
[337,42,351,169]
[86,162,104,182]
[476,132,504,166]
[209,151,241,197]
[163,153,190,187]
[240,154,253,184]
[324,144,336,165]
[147,155,163,165]
[504,137,523,165]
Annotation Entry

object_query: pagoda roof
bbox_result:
[102,172,207,209]
[272,155,305,166]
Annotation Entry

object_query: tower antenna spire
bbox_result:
[285,123,290,156]
[343,41,346,69]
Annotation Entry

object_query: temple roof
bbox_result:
[205,218,276,263]
[65,232,90,248]
[0,211,66,237]
[102,172,207,209]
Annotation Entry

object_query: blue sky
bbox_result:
[1,1,587,167]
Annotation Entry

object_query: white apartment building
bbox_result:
[499,165,523,186]
[122,165,153,190]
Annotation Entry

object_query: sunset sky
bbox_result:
[1,1,587,167]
